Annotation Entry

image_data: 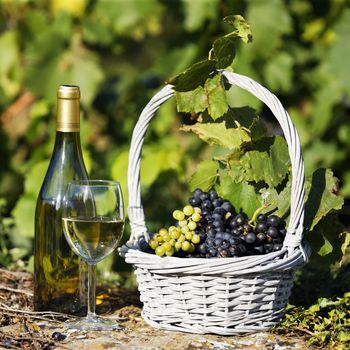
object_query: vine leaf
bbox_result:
[175,74,228,120]
[305,168,344,231]
[181,121,250,151]
[230,136,290,187]
[259,179,291,218]
[170,59,216,92]
[223,15,252,44]
[216,174,261,218]
[189,160,219,192]
[308,215,345,266]
[213,37,236,69]
[175,85,207,114]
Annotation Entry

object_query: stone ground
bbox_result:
[0,269,313,350]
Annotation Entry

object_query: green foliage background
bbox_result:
[0,0,350,303]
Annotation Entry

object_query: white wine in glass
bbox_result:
[62,180,124,331]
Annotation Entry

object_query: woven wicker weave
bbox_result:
[120,70,310,335]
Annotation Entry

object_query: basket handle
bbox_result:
[127,70,305,253]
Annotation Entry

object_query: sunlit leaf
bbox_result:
[181,121,251,151]
[223,15,252,43]
[175,74,228,120]
[216,174,261,218]
[189,160,219,192]
[230,136,290,187]
[305,168,344,231]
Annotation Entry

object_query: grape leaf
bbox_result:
[216,174,261,218]
[259,178,291,218]
[189,160,219,192]
[308,215,345,265]
[317,233,333,257]
[213,37,236,69]
[223,15,252,44]
[170,59,216,92]
[305,168,344,231]
[181,121,251,151]
[229,136,290,187]
[175,85,207,114]
[341,232,350,256]
[175,74,228,120]
[226,107,266,141]
[204,74,229,119]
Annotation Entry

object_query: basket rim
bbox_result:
[120,241,310,275]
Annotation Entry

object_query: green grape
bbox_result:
[189,243,195,253]
[155,246,165,256]
[175,241,182,250]
[171,230,181,239]
[225,212,232,220]
[194,207,202,214]
[159,228,168,235]
[165,247,175,256]
[181,241,191,251]
[183,205,194,216]
[181,225,190,234]
[169,239,176,246]
[149,239,158,249]
[163,233,171,241]
[168,226,177,232]
[173,210,185,221]
[178,234,186,243]
[191,212,201,222]
[185,231,193,240]
[188,220,197,230]
[191,234,200,244]
[178,220,187,227]
[163,242,172,251]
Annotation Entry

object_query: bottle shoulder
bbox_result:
[37,132,88,200]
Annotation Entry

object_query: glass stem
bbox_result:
[87,264,96,319]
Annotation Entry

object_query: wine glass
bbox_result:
[62,180,124,331]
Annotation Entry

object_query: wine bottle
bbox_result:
[34,85,88,314]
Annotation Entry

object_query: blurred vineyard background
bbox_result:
[0,0,350,301]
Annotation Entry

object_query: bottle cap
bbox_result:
[57,85,80,99]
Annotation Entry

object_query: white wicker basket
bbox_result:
[120,70,310,335]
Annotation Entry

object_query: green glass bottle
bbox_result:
[34,85,88,314]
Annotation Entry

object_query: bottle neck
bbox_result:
[53,131,82,151]
[56,97,80,132]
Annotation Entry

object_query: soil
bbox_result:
[0,268,312,350]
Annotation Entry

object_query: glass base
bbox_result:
[65,315,123,331]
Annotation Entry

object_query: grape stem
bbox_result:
[249,206,268,226]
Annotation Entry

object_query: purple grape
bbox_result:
[256,222,267,233]
[257,214,267,222]
[222,201,233,212]
[209,190,218,201]
[193,188,203,198]
[267,227,278,238]
[212,198,223,208]
[267,215,280,227]
[245,232,256,244]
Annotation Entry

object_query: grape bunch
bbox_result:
[139,188,286,258]
[146,205,202,257]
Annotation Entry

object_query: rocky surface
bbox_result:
[0,269,312,350]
